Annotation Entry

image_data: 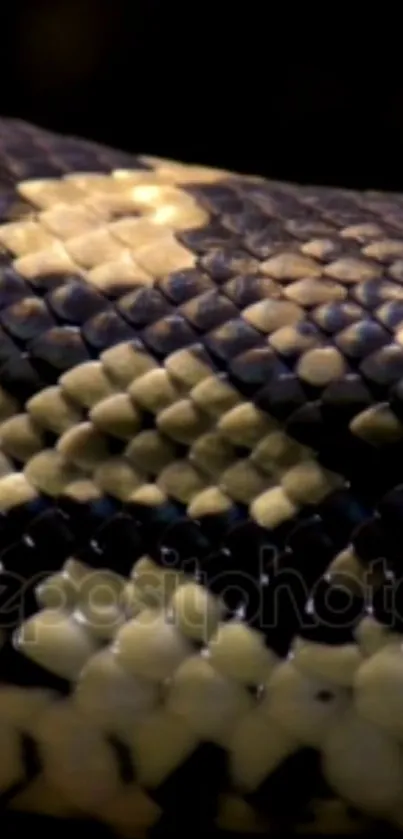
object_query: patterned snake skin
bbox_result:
[2,116,403,836]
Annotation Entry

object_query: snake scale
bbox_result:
[1,116,403,837]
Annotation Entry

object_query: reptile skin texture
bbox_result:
[2,117,403,837]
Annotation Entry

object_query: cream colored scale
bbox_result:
[0,161,227,284]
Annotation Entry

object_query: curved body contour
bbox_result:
[0,117,402,835]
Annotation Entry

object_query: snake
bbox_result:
[1,115,403,837]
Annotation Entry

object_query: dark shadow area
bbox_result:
[1,2,403,192]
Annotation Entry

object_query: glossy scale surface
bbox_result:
[0,118,403,836]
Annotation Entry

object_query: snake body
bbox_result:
[1,116,403,835]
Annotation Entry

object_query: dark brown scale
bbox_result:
[320,433,377,489]
[244,220,295,258]
[0,268,28,309]
[185,183,244,214]
[153,518,211,567]
[286,389,403,500]
[283,202,333,227]
[126,496,183,547]
[158,268,214,304]
[224,519,274,574]
[10,158,64,180]
[180,290,238,332]
[202,549,262,619]
[221,207,272,235]
[117,287,172,328]
[23,509,76,566]
[46,279,108,324]
[256,518,336,653]
[0,194,35,224]
[0,297,55,343]
[141,313,197,357]
[383,213,403,234]
[286,516,336,579]
[0,351,46,401]
[322,210,374,229]
[197,518,270,607]
[0,513,74,585]
[203,194,248,218]
[0,137,37,156]
[58,493,119,541]
[334,320,390,360]
[311,301,364,334]
[0,495,47,547]
[316,488,372,550]
[223,274,281,307]
[352,278,403,309]
[256,372,307,421]
[241,182,302,216]
[76,513,145,575]
[321,374,374,425]
[352,517,396,567]
[285,218,336,240]
[300,578,365,645]
[195,505,244,546]
[229,346,290,396]
[52,148,114,173]
[360,343,403,392]
[375,300,403,330]
[25,271,69,294]
[300,189,363,213]
[0,167,16,191]
[82,308,134,352]
[99,150,151,170]
[206,317,263,365]
[178,222,236,254]
[285,401,328,448]
[28,325,91,380]
[90,280,138,301]
[199,246,259,282]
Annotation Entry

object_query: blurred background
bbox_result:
[1,1,402,192]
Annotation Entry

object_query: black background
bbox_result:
[1,2,403,192]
